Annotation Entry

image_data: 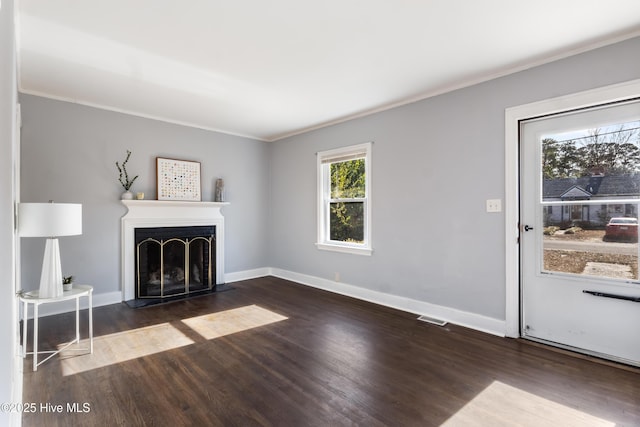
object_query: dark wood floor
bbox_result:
[22,276,640,426]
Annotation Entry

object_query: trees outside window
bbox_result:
[542,121,640,179]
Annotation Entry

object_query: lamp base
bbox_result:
[39,238,63,298]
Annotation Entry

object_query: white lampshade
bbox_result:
[18,202,82,298]
[18,203,82,237]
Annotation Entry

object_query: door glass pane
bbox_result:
[541,119,640,280]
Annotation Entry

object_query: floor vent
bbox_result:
[417,315,448,327]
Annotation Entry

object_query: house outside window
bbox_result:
[316,142,372,255]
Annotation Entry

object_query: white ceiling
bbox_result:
[16,1,640,141]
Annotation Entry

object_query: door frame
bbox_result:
[504,78,640,338]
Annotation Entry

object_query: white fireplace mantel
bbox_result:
[120,200,229,301]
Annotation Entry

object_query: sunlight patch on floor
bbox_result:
[59,322,194,376]
[441,380,615,427]
[181,304,288,340]
[57,305,287,376]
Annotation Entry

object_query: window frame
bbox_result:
[316,142,372,256]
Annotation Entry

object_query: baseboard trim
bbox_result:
[270,268,506,337]
[27,267,506,337]
[224,268,271,283]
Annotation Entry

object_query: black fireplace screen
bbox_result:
[135,226,215,299]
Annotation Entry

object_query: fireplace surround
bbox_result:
[121,200,227,302]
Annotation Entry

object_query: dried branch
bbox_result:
[115,150,139,191]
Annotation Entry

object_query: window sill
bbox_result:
[315,242,372,256]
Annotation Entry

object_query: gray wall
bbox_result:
[0,0,18,423]
[269,36,640,321]
[20,95,271,295]
[18,35,640,324]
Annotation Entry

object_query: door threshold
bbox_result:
[520,337,640,373]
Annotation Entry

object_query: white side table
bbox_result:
[19,284,93,371]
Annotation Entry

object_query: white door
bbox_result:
[521,99,640,366]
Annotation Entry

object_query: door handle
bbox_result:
[583,290,640,303]
[524,225,534,232]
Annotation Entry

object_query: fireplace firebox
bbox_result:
[135,226,215,299]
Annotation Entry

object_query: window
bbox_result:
[317,142,372,255]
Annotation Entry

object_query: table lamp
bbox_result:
[18,202,82,298]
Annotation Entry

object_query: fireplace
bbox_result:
[121,200,227,302]
[135,225,215,299]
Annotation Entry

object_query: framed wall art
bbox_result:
[156,157,202,201]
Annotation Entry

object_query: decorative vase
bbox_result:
[63,282,73,291]
[214,178,225,202]
[121,191,133,200]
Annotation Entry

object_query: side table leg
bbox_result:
[75,296,80,343]
[22,301,27,358]
[33,304,38,372]
[89,292,93,353]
